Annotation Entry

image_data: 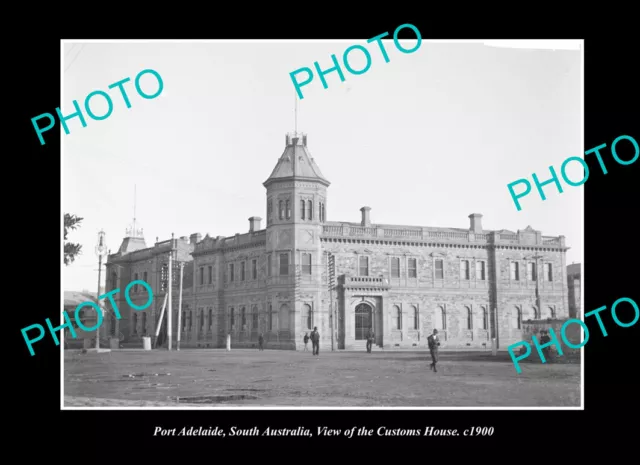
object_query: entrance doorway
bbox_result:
[355,303,372,340]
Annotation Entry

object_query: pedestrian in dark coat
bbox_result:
[310,327,320,356]
[427,329,440,372]
[303,332,309,351]
[366,329,375,353]
[258,333,264,351]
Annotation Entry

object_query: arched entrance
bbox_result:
[355,303,373,340]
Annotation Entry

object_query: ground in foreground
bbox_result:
[63,349,580,407]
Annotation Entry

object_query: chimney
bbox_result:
[190,233,202,245]
[360,207,371,227]
[469,213,483,234]
[249,216,262,232]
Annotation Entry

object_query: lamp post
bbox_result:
[95,230,108,350]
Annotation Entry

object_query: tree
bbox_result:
[64,213,84,265]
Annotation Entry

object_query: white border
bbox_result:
[60,39,585,411]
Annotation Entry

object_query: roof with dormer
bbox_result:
[263,133,330,187]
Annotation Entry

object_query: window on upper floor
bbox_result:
[435,259,444,280]
[199,267,204,285]
[267,254,272,277]
[279,201,284,220]
[208,265,212,284]
[241,261,246,281]
[545,263,553,282]
[143,271,148,286]
[252,259,257,279]
[308,200,312,220]
[134,273,139,292]
[528,262,537,281]
[280,253,289,276]
[229,263,235,282]
[391,257,400,278]
[111,272,118,291]
[476,261,486,280]
[286,200,291,219]
[510,262,520,281]
[301,200,306,220]
[359,256,369,277]
[252,307,259,329]
[302,253,312,275]
[460,260,470,280]
[408,258,417,278]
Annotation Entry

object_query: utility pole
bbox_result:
[168,233,174,350]
[94,230,107,350]
[177,262,185,350]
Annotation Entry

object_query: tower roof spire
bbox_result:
[125,184,144,239]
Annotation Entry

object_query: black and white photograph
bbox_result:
[58,38,586,409]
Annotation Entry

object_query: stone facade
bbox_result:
[567,263,581,319]
[105,132,571,351]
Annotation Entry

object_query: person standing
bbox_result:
[310,326,320,356]
[366,328,375,353]
[427,329,440,372]
[540,329,552,363]
[258,332,264,351]
[303,332,309,351]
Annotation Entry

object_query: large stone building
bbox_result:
[105,132,571,351]
[567,263,581,319]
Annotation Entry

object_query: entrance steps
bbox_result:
[345,340,384,352]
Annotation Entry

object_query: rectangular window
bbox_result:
[359,256,369,277]
[460,260,470,280]
[435,259,444,280]
[267,255,272,277]
[302,253,312,275]
[546,263,553,281]
[208,265,212,284]
[268,304,273,331]
[280,253,289,276]
[134,273,139,292]
[528,262,537,281]
[391,257,400,278]
[208,308,213,329]
[241,262,245,281]
[510,262,520,281]
[143,271,147,285]
[408,258,417,278]
[252,259,257,279]
[476,261,486,280]
[199,267,204,285]
[229,264,235,282]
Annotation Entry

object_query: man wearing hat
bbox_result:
[310,326,320,356]
[427,329,441,372]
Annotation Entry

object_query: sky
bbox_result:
[62,40,583,292]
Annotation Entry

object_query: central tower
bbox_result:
[263,132,330,349]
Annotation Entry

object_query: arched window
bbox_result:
[466,306,473,330]
[141,312,147,335]
[533,306,540,319]
[252,305,259,329]
[279,201,284,220]
[321,203,325,222]
[302,304,312,330]
[482,307,488,330]
[200,309,204,328]
[393,305,401,330]
[434,306,446,330]
[308,200,312,220]
[111,272,117,291]
[300,199,305,219]
[286,200,290,219]
[549,307,556,319]
[412,306,419,330]
[229,308,235,330]
[241,307,246,328]
[512,307,522,330]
